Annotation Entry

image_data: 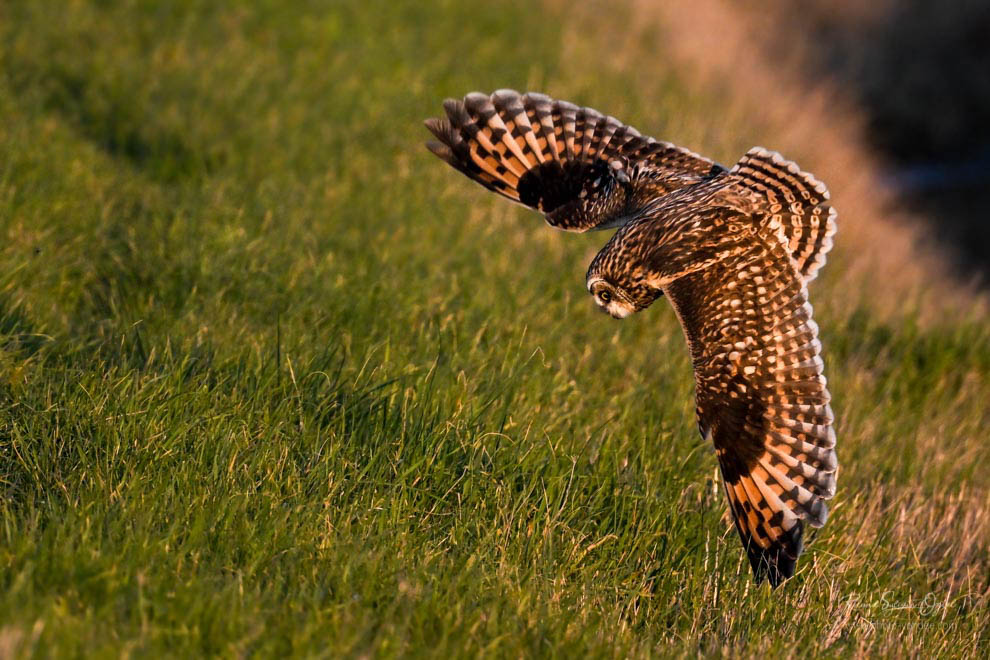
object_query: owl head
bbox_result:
[586,272,662,319]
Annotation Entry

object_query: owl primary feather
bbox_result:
[424,90,838,588]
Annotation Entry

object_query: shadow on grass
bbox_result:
[0,295,50,358]
[40,67,211,183]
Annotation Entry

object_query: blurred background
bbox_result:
[1,1,987,656]
[770,0,990,279]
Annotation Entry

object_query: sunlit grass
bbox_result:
[0,1,987,656]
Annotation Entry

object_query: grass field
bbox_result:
[1,1,988,656]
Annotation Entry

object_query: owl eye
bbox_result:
[599,290,612,303]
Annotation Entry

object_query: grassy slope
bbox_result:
[0,1,987,656]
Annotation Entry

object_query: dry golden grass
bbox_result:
[626,0,987,323]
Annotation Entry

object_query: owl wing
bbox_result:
[725,147,838,283]
[424,90,722,232]
[663,219,837,587]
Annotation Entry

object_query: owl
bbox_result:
[424,90,838,587]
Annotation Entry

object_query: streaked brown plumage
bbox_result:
[425,90,838,587]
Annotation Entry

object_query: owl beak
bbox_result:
[607,304,633,319]
[610,308,631,320]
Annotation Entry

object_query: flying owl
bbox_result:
[424,90,838,587]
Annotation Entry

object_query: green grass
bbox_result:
[1,1,988,656]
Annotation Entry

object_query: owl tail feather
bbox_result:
[729,148,838,283]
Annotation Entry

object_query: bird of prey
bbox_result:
[424,90,837,587]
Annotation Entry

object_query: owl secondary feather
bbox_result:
[425,90,838,588]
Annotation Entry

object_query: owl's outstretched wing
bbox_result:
[664,219,837,587]
[424,90,722,232]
